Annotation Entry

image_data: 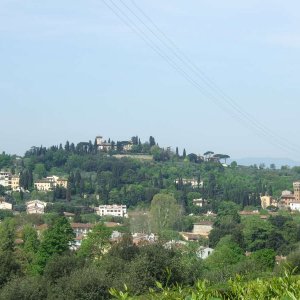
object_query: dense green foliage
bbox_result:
[2,139,300,298]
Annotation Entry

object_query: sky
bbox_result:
[1,0,300,161]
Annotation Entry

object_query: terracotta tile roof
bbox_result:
[104,222,120,228]
[64,212,75,216]
[71,223,93,229]
[194,221,214,226]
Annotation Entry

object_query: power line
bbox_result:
[129,0,299,152]
[101,0,299,155]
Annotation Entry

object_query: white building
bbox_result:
[97,205,127,218]
[175,178,203,188]
[95,136,112,151]
[197,246,214,259]
[290,201,300,212]
[0,198,12,210]
[0,171,11,187]
[70,223,94,250]
[0,171,21,191]
[193,198,206,207]
[26,200,47,214]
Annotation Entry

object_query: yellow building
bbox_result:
[34,180,54,191]
[260,195,272,209]
[57,178,68,188]
[11,175,20,191]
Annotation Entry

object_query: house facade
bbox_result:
[34,176,68,191]
[193,222,213,237]
[26,200,47,214]
[0,198,12,210]
[260,195,277,209]
[97,204,128,218]
[70,223,94,250]
[175,178,203,188]
[197,246,214,259]
[192,198,206,207]
[290,201,300,211]
[0,171,20,190]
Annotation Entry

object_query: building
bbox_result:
[71,223,94,237]
[196,246,214,259]
[0,171,20,191]
[11,175,20,191]
[34,179,54,191]
[260,195,278,209]
[175,178,204,188]
[68,224,94,250]
[97,205,127,218]
[119,141,133,151]
[63,212,75,221]
[192,198,206,207]
[70,223,94,250]
[193,221,213,238]
[26,200,47,214]
[293,182,300,201]
[280,190,295,207]
[290,201,300,212]
[0,171,11,187]
[0,198,12,210]
[57,178,68,188]
[34,176,68,191]
[180,232,201,241]
[95,136,112,151]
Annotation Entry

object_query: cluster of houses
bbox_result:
[0,170,68,193]
[260,181,300,211]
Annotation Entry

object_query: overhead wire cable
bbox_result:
[102,0,298,154]
[129,0,299,153]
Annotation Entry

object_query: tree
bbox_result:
[149,136,156,147]
[34,163,47,179]
[77,223,112,259]
[250,249,276,270]
[187,153,198,163]
[204,151,214,160]
[243,216,273,251]
[183,149,186,159]
[205,236,244,269]
[33,217,74,274]
[230,161,237,168]
[21,225,40,272]
[0,219,19,287]
[150,193,182,234]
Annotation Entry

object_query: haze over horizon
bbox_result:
[1,1,300,160]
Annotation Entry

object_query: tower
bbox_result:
[293,181,300,201]
[95,136,103,146]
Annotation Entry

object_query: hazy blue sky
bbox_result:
[1,0,300,160]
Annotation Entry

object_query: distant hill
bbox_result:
[234,157,300,168]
